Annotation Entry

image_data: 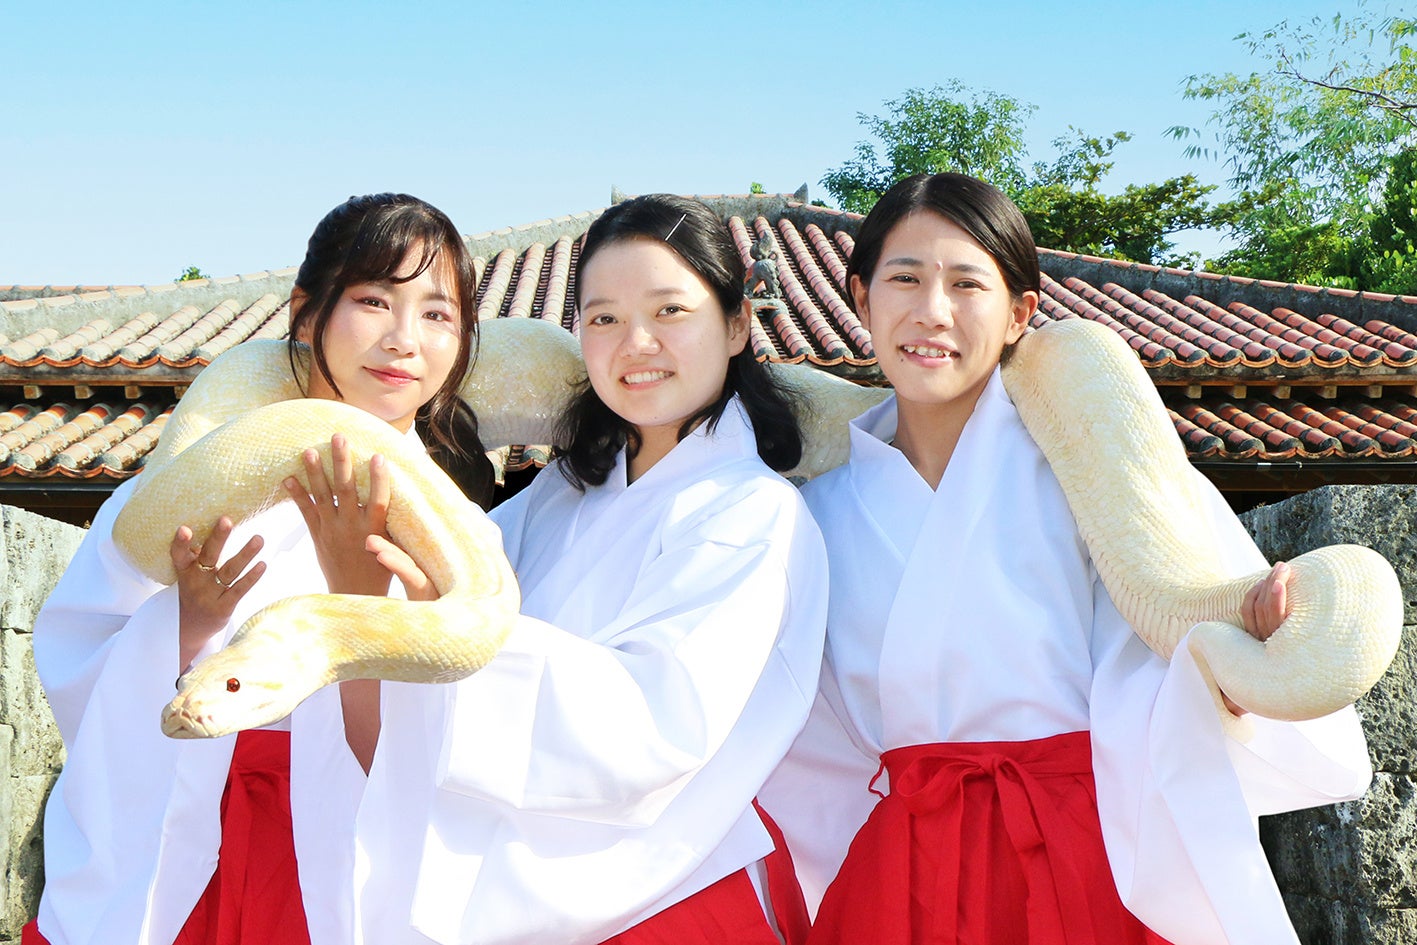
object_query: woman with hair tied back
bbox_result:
[760,172,1372,945]
[26,193,493,945]
[356,194,828,945]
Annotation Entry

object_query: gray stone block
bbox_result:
[1241,484,1417,625]
[1263,773,1417,909]
[1241,484,1417,776]
[1281,895,1417,945]
[1354,627,1417,775]
[1242,485,1417,943]
[0,631,62,777]
[2,772,51,939]
[0,722,11,915]
[0,506,84,632]
[0,506,81,939]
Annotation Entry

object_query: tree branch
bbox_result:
[1275,53,1417,129]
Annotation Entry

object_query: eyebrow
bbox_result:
[581,286,689,309]
[358,279,455,304]
[881,257,995,278]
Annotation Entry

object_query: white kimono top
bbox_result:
[32,479,370,945]
[355,399,828,945]
[761,371,1373,945]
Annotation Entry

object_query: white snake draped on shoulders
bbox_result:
[112,315,1401,737]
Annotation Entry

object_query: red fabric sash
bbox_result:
[808,732,1173,945]
[600,801,809,945]
[173,730,311,945]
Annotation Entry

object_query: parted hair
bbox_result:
[847,172,1041,300]
[287,193,493,507]
[845,173,1040,367]
[557,194,803,489]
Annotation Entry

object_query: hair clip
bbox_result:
[664,213,687,242]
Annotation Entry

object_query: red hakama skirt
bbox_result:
[808,731,1174,945]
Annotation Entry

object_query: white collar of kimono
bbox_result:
[845,366,1011,495]
[602,395,758,494]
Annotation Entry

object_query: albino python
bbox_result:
[114,316,1401,737]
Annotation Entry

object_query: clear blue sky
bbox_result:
[0,0,1380,285]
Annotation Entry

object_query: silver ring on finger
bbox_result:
[214,573,229,588]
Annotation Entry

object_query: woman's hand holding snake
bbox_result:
[284,434,395,598]
[171,517,266,673]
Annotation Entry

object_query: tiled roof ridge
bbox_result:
[464,210,602,262]
[0,269,300,345]
[1038,249,1417,334]
[0,269,299,311]
[0,286,147,302]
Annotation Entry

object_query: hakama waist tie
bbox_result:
[809,731,1171,945]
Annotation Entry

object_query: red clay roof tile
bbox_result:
[9,199,1417,494]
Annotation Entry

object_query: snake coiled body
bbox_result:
[115,316,1400,736]
[999,318,1402,720]
[113,341,523,739]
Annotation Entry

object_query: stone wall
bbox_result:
[0,506,83,942]
[1243,485,1417,944]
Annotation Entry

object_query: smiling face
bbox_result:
[577,238,749,477]
[854,211,1035,419]
[297,247,462,432]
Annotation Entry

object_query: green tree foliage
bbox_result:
[1018,131,1235,266]
[1367,146,1417,292]
[176,265,209,282]
[821,82,1032,214]
[821,84,1229,266]
[1173,6,1416,290]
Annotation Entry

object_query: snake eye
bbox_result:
[226,678,241,693]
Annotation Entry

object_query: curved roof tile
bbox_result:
[8,198,1417,489]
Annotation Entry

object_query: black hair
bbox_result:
[848,172,1040,301]
[557,194,802,488]
[287,193,493,508]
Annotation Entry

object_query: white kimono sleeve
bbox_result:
[31,479,166,743]
[437,535,810,820]
[373,487,826,945]
[1090,471,1372,945]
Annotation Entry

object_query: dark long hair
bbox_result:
[287,193,493,507]
[558,194,802,488]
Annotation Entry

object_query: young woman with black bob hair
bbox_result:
[761,173,1371,945]
[556,193,801,486]
[28,192,492,945]
[357,193,827,945]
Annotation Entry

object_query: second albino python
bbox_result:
[114,316,1401,737]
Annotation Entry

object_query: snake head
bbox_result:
[161,599,332,739]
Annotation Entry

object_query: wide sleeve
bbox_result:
[439,487,827,824]
[31,479,167,743]
[359,484,829,945]
[1089,470,1372,945]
